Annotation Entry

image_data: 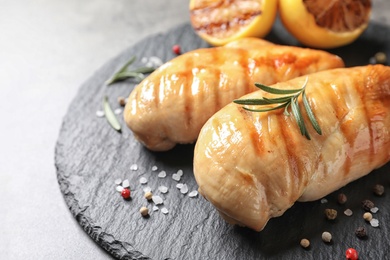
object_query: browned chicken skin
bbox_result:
[193,65,390,231]
[124,38,344,151]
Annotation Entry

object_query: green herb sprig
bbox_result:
[233,77,322,140]
[103,96,121,132]
[106,56,155,85]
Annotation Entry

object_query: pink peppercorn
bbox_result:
[121,188,131,199]
[346,248,358,260]
[172,44,181,55]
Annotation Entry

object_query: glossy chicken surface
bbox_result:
[194,65,390,231]
[124,38,344,151]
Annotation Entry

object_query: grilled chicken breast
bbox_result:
[124,38,344,151]
[193,65,390,231]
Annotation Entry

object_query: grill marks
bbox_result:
[190,0,262,38]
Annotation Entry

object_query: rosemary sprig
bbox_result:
[234,77,322,140]
[103,96,121,132]
[106,56,155,85]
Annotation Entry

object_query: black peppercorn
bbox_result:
[373,184,385,196]
[337,193,347,204]
[361,199,374,211]
[355,226,367,238]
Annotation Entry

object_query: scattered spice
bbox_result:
[96,110,105,118]
[321,231,332,243]
[374,52,387,64]
[337,193,347,204]
[180,184,189,194]
[361,199,375,211]
[344,209,353,217]
[373,184,385,196]
[324,208,338,220]
[139,177,148,184]
[188,190,199,198]
[121,188,131,199]
[346,248,358,260]
[114,108,122,115]
[116,185,124,193]
[355,226,367,238]
[144,191,153,200]
[370,218,379,227]
[122,179,130,188]
[158,171,167,178]
[159,186,169,194]
[140,206,149,217]
[161,207,169,214]
[172,44,181,55]
[114,178,122,185]
[300,238,310,248]
[363,212,373,222]
[118,96,126,107]
[152,195,164,205]
[370,207,379,214]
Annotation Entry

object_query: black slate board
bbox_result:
[56,20,390,260]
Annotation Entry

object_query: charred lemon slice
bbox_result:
[279,0,372,49]
[190,0,278,46]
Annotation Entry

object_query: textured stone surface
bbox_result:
[56,22,390,259]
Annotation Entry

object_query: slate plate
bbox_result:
[55,20,390,260]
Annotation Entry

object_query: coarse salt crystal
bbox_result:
[344,209,353,216]
[114,178,122,185]
[370,207,379,213]
[172,173,181,181]
[152,195,164,205]
[180,184,189,194]
[149,56,163,67]
[370,218,379,227]
[320,198,328,204]
[158,171,166,178]
[176,169,183,177]
[122,179,130,188]
[188,190,198,198]
[159,186,169,194]
[116,186,124,193]
[151,166,158,171]
[130,164,138,171]
[176,183,183,189]
[153,206,159,211]
[96,110,105,118]
[143,186,152,193]
[139,177,148,184]
[114,108,122,115]
[161,207,169,215]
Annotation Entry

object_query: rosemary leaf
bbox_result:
[235,76,320,140]
[302,90,322,135]
[290,97,310,140]
[234,98,273,105]
[106,56,136,85]
[263,95,294,104]
[105,56,155,85]
[133,67,156,74]
[103,96,121,132]
[243,103,288,112]
[255,82,303,95]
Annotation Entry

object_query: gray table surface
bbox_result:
[0,1,388,259]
